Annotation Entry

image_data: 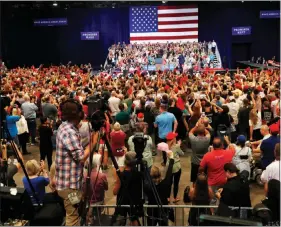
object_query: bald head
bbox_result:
[260,125,270,136]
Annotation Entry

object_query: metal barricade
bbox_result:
[90,204,252,226]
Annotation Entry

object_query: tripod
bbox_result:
[80,119,168,226]
[0,108,41,206]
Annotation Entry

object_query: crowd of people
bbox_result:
[0,41,280,226]
[106,40,220,72]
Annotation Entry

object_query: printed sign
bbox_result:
[81,32,99,40]
[34,18,68,26]
[232,26,251,36]
[260,10,280,18]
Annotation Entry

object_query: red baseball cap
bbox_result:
[269,123,279,133]
[137,113,144,119]
[166,132,178,140]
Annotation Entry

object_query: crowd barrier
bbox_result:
[90,204,253,226]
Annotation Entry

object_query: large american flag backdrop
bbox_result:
[129,5,198,44]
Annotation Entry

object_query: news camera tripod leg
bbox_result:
[1,122,41,206]
[80,127,102,226]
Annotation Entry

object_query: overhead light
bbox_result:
[112,3,116,8]
[53,2,58,7]
[162,1,167,3]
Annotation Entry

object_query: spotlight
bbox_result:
[162,1,167,3]
[53,2,58,7]
[112,3,116,8]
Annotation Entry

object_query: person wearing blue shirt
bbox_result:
[260,126,280,169]
[23,160,49,204]
[5,107,20,146]
[154,103,178,166]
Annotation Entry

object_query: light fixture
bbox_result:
[53,2,58,7]
[162,1,167,3]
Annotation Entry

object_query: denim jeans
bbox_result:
[26,119,36,143]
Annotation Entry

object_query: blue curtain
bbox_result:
[58,8,129,66]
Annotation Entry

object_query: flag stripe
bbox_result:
[130,31,198,37]
[158,5,198,10]
[158,16,198,22]
[158,27,198,32]
[158,8,198,14]
[159,23,198,29]
[130,35,198,41]
[158,12,198,17]
[130,39,198,44]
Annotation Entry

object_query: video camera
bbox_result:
[132,133,148,161]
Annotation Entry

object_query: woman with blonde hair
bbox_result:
[249,94,262,141]
[22,160,49,204]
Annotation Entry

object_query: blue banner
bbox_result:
[260,10,280,18]
[232,26,251,36]
[34,18,68,26]
[81,32,99,40]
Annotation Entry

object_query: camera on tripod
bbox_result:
[85,92,111,132]
[132,133,148,161]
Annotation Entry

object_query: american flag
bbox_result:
[129,5,198,44]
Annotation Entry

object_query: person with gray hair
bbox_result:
[21,95,38,145]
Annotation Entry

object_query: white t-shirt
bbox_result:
[212,41,216,48]
[108,96,121,116]
[261,160,280,182]
[271,99,280,118]
[225,103,240,125]
[249,111,262,130]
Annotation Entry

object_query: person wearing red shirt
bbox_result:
[110,122,126,180]
[199,137,235,205]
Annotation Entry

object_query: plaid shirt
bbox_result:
[55,121,84,190]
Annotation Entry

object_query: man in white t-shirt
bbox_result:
[108,91,120,119]
[261,143,280,192]
[225,97,240,125]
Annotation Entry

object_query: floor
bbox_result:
[13,144,265,225]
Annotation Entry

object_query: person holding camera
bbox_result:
[55,99,98,226]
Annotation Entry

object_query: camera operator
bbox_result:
[113,151,143,226]
[127,124,153,170]
[55,99,98,226]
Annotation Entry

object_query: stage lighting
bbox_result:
[53,2,58,7]
[162,1,167,3]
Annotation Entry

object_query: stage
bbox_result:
[236,61,279,69]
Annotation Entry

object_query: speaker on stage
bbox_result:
[199,214,262,226]
[0,186,34,223]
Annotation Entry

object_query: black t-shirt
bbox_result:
[39,125,53,149]
[261,109,273,124]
